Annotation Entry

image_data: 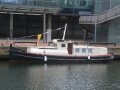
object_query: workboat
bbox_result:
[9,40,114,62]
[9,24,114,62]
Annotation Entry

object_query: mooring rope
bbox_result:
[14,26,64,39]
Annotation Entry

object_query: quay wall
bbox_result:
[0,46,27,60]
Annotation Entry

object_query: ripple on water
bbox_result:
[0,61,120,90]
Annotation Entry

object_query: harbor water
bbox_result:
[0,61,120,90]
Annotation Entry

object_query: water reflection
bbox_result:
[27,63,108,90]
[0,61,120,90]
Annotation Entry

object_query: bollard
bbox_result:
[7,38,10,45]
[1,43,4,46]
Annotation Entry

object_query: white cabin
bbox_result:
[27,40,108,56]
[73,45,108,56]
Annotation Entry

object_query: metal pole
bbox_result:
[62,23,67,40]
[43,12,46,43]
[10,14,13,39]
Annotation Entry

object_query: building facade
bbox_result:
[94,0,120,43]
[0,0,120,43]
[0,0,94,42]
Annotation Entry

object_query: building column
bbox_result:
[94,23,97,42]
[47,14,52,43]
[10,14,13,39]
[43,12,46,43]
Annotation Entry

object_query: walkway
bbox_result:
[0,39,47,47]
[0,39,120,49]
[79,4,120,24]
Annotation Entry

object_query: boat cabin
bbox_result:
[53,40,108,56]
[27,39,108,56]
[73,45,108,56]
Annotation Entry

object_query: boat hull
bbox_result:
[9,47,114,63]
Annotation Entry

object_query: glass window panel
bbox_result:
[82,48,86,53]
[88,48,92,53]
[76,48,80,53]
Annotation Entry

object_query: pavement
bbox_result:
[0,39,120,48]
[0,39,47,47]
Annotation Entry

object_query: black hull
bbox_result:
[9,46,114,63]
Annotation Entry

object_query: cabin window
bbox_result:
[82,48,86,53]
[88,49,92,53]
[75,48,80,53]
[61,44,66,47]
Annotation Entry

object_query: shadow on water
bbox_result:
[8,59,113,65]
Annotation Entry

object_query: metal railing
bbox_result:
[79,3,120,24]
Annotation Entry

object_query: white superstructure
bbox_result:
[27,40,108,57]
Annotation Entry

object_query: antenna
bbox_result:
[62,23,67,40]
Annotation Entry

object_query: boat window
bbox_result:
[82,48,86,53]
[61,44,66,47]
[88,49,92,53]
[75,48,80,53]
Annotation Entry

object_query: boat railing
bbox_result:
[89,42,116,46]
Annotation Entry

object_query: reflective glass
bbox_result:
[0,0,94,15]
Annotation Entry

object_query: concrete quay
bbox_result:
[0,39,120,60]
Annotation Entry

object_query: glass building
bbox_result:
[0,0,120,43]
[93,0,120,43]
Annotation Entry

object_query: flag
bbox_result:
[37,34,42,46]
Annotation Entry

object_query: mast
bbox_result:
[62,23,67,40]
